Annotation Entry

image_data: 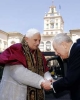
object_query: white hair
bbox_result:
[25,28,40,37]
[53,33,73,44]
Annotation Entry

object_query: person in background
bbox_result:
[42,33,80,100]
[0,28,52,100]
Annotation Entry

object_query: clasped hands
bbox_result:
[41,79,55,90]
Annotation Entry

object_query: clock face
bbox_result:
[50,19,54,23]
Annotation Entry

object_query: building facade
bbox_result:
[43,4,64,35]
[0,30,23,52]
[39,3,80,52]
[0,3,80,52]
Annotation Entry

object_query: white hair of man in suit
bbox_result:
[52,33,73,59]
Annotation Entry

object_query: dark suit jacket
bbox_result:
[76,38,80,43]
[53,40,80,100]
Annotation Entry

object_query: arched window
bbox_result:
[46,41,51,51]
[50,23,54,28]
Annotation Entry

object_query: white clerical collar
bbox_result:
[68,43,73,57]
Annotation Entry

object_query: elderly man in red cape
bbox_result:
[0,28,52,100]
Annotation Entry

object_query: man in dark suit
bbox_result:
[41,33,80,100]
[77,38,80,44]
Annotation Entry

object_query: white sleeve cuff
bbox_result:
[44,71,53,80]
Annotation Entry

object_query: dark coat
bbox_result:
[53,40,80,100]
[76,38,80,44]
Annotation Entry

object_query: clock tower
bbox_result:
[43,1,64,35]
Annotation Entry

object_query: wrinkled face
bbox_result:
[53,41,69,59]
[25,33,41,50]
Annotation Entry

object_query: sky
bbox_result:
[0,0,80,35]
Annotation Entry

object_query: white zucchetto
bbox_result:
[26,28,40,37]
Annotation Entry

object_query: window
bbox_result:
[56,23,58,26]
[46,41,51,51]
[50,23,54,28]
[46,24,49,29]
[51,32,53,34]
[51,8,54,13]
[46,24,49,26]
[56,23,58,28]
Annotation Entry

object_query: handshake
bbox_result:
[41,72,56,91]
[41,79,55,90]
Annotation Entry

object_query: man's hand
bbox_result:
[41,79,52,90]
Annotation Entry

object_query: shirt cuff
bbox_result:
[44,71,53,80]
[51,82,56,93]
